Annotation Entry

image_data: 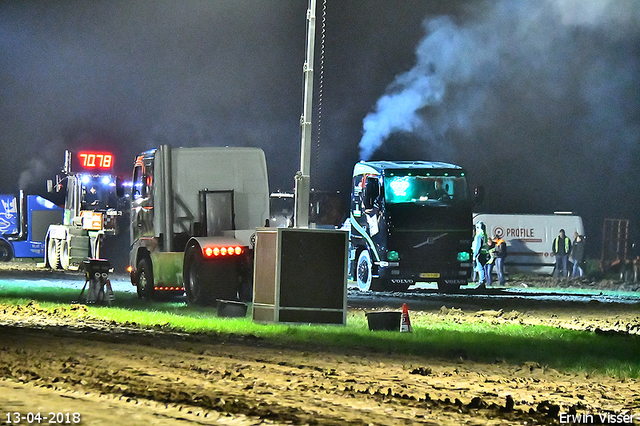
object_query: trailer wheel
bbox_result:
[0,240,13,262]
[60,240,70,270]
[135,257,155,300]
[47,238,61,269]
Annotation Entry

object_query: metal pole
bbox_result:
[294,0,316,228]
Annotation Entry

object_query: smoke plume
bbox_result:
[358,0,640,162]
[18,158,48,191]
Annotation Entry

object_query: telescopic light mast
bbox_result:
[294,0,316,228]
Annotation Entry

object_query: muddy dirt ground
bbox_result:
[0,265,639,425]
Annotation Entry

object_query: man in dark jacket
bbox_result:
[571,232,585,278]
[552,229,572,279]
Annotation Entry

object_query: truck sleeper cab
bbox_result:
[129,145,269,305]
[349,161,473,292]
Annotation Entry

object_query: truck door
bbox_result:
[131,159,154,242]
[363,176,381,237]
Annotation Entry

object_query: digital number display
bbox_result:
[78,152,113,169]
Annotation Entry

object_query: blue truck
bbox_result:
[0,191,63,261]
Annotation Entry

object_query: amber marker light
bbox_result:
[203,246,243,257]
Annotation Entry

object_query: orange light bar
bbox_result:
[203,246,244,257]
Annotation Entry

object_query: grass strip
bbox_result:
[0,285,639,379]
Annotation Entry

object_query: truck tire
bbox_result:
[437,280,461,292]
[393,282,411,292]
[60,240,70,270]
[135,257,155,300]
[184,244,241,306]
[47,238,61,269]
[183,245,209,306]
[0,240,13,262]
[238,269,253,302]
[356,250,384,291]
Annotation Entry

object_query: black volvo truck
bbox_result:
[348,161,475,292]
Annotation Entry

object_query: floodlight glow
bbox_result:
[389,177,411,197]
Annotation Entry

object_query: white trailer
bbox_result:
[129,145,270,305]
[472,213,584,275]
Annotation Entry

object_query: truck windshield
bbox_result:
[384,173,469,205]
[81,176,116,209]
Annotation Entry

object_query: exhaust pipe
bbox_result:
[160,145,174,252]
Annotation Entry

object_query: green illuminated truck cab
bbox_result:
[349,161,473,292]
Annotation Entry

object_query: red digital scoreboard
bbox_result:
[76,152,114,171]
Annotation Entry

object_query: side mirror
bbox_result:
[116,176,125,198]
[46,179,54,193]
[363,177,379,210]
[473,185,485,206]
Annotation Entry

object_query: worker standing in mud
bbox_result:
[492,232,507,286]
[552,229,572,279]
[473,221,488,288]
[571,232,585,278]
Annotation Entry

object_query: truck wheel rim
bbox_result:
[139,271,148,292]
[357,254,372,291]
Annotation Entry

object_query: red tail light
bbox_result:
[203,246,243,257]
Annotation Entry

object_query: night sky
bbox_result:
[2,0,639,256]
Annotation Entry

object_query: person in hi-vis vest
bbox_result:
[552,229,572,279]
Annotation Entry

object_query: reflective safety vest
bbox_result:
[554,236,570,255]
[493,238,507,258]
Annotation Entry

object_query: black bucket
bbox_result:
[217,300,248,318]
[366,311,402,331]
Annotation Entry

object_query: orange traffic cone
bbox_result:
[400,303,412,332]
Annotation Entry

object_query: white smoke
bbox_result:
[18,158,48,190]
[358,0,640,161]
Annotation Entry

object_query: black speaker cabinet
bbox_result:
[252,227,348,325]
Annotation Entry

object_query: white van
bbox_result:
[472,213,584,275]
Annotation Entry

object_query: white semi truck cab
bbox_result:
[128,145,270,305]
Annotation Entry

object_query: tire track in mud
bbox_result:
[1,323,637,425]
[1,296,640,425]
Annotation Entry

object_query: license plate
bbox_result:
[420,273,440,278]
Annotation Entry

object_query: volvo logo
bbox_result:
[413,233,448,248]
[391,279,414,284]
